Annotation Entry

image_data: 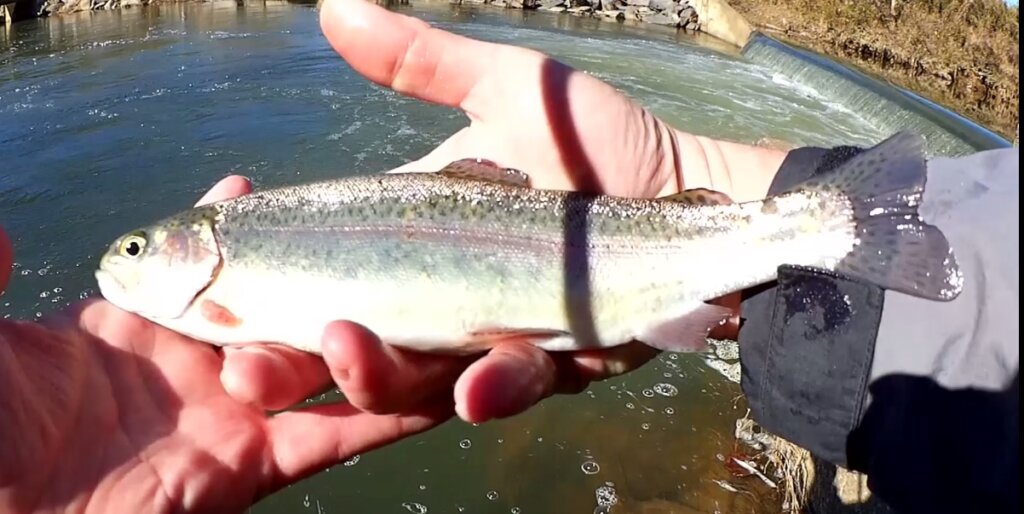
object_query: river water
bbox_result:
[0,1,888,512]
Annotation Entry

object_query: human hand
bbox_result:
[0,179,452,514]
[290,0,755,424]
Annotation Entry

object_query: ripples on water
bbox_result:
[1,2,888,512]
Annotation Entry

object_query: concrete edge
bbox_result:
[690,0,752,48]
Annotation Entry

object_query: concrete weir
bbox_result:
[689,0,1011,156]
[738,32,1012,156]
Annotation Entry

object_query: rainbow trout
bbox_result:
[95,132,963,355]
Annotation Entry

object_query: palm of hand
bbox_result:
[1,298,445,514]
[1,301,269,514]
[419,79,678,198]
[330,14,682,199]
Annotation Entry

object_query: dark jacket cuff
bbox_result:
[736,145,882,468]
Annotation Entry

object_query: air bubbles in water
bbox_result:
[625,402,635,409]
[713,341,739,360]
[418,485,427,491]
[486,491,499,501]
[581,460,600,475]
[641,388,654,398]
[653,383,678,397]
[459,439,472,449]
[595,484,618,507]
[402,502,428,514]
[641,423,651,430]
[511,508,521,514]
[342,454,360,466]
[664,407,675,415]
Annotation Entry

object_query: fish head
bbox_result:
[96,207,222,321]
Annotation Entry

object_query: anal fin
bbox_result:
[636,302,734,353]
[464,327,572,351]
[439,159,532,187]
[661,188,732,206]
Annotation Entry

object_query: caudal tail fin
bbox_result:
[789,131,963,301]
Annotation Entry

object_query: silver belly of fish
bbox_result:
[95,133,964,355]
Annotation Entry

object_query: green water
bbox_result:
[1,2,888,512]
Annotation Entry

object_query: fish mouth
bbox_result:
[94,268,125,302]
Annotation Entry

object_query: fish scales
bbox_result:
[95,132,964,355]
[201,174,774,351]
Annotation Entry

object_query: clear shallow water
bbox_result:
[0,2,888,512]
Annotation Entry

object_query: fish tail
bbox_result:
[785,131,963,301]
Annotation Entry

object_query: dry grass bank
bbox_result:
[728,0,1019,141]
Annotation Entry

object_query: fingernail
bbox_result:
[454,400,479,423]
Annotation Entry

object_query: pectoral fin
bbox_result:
[439,159,532,187]
[464,327,571,350]
[636,302,734,352]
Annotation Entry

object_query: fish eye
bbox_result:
[119,234,147,258]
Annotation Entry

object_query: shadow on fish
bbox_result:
[95,132,964,355]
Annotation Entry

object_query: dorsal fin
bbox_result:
[660,188,732,206]
[438,159,532,188]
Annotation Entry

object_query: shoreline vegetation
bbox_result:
[728,0,1019,144]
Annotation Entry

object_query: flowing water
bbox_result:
[1,2,890,512]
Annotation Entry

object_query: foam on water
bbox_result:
[741,33,1010,154]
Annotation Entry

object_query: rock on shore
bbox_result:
[32,0,701,32]
[37,0,144,15]
[451,0,702,32]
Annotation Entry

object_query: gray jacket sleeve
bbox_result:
[736,146,1019,514]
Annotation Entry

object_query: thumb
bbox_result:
[318,0,534,116]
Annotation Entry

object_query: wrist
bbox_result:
[671,129,788,203]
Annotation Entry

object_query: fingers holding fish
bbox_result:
[323,320,475,415]
[194,175,253,207]
[449,341,657,424]
[220,344,333,411]
[453,342,558,423]
[551,341,663,395]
